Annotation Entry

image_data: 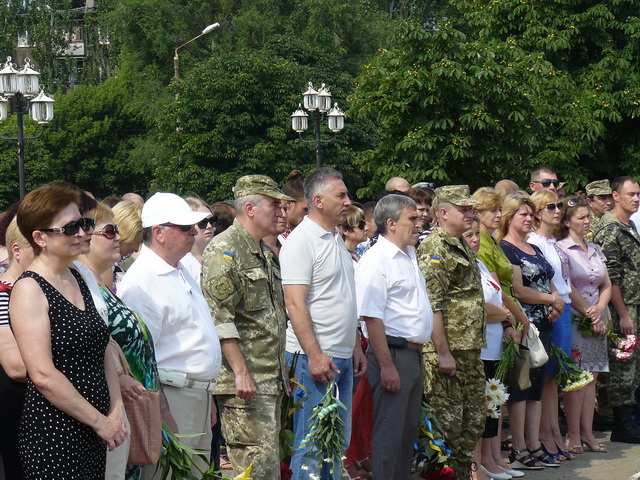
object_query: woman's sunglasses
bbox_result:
[38,217,96,236]
[544,202,563,211]
[197,216,218,229]
[351,220,366,230]
[93,224,120,240]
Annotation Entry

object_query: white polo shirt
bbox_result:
[280,216,357,359]
[355,235,433,344]
[119,245,221,381]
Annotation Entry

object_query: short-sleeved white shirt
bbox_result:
[119,245,221,381]
[355,235,433,344]
[280,216,357,359]
[477,259,504,361]
[527,232,572,303]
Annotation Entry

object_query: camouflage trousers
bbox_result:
[423,349,484,479]
[218,393,283,479]
[606,304,640,407]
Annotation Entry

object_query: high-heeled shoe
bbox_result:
[582,440,608,453]
[479,464,512,479]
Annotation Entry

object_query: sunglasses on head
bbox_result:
[93,224,119,240]
[544,202,563,211]
[566,197,587,208]
[196,215,218,229]
[161,223,193,232]
[38,217,96,236]
[534,179,560,188]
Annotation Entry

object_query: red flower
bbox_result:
[571,349,581,360]
[420,466,456,480]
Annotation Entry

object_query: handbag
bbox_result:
[109,339,163,465]
[521,323,549,368]
[504,346,532,391]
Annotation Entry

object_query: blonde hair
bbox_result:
[472,187,503,212]
[185,196,210,212]
[341,205,365,231]
[86,202,114,226]
[530,190,558,229]
[498,194,536,241]
[6,217,30,262]
[112,201,142,245]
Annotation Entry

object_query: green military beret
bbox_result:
[585,179,612,196]
[233,175,295,201]
[435,185,480,207]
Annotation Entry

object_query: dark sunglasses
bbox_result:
[354,220,366,230]
[38,217,96,236]
[544,202,562,211]
[534,179,560,188]
[196,216,218,229]
[161,223,193,232]
[93,224,119,240]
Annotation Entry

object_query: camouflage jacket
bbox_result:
[417,226,486,353]
[592,212,640,305]
[201,220,287,395]
[586,211,603,242]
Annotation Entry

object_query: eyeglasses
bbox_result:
[93,224,119,240]
[544,202,562,211]
[38,217,96,236]
[533,179,560,188]
[352,220,366,230]
[196,216,218,229]
[161,224,193,232]
[566,197,587,208]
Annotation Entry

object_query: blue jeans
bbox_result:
[286,352,353,480]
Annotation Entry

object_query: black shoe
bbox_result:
[611,405,640,444]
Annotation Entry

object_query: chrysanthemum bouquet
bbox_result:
[612,334,638,360]
[484,378,509,418]
[415,401,455,474]
[550,344,594,392]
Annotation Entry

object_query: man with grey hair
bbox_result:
[200,175,292,478]
[118,193,221,478]
[355,194,433,479]
[280,167,366,480]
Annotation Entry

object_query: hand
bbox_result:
[593,320,607,336]
[586,305,605,324]
[380,364,401,393]
[234,372,257,402]
[119,374,146,402]
[210,397,217,427]
[552,293,565,313]
[516,310,530,337]
[353,347,367,378]
[309,353,339,383]
[95,410,128,451]
[620,314,635,336]
[505,327,521,344]
[548,306,560,322]
[438,352,456,376]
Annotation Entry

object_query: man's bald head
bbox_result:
[385,177,411,193]
[495,179,519,197]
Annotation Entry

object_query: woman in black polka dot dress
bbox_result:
[9,184,128,479]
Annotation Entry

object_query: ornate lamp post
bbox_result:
[291,82,345,168]
[0,57,54,198]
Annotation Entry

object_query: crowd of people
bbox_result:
[0,165,639,480]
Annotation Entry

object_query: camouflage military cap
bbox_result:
[585,179,612,196]
[233,175,295,201]
[435,185,480,207]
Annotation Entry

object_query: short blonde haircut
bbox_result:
[185,196,210,213]
[6,217,30,262]
[498,194,536,241]
[341,205,365,231]
[530,190,558,229]
[112,201,142,245]
[86,202,114,226]
[472,187,503,212]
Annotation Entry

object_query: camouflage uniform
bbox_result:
[593,212,640,407]
[202,219,288,479]
[417,225,486,478]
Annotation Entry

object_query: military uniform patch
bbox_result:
[211,276,234,300]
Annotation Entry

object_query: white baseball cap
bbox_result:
[141,193,209,228]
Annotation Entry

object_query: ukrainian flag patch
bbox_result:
[223,251,234,261]
[430,256,441,263]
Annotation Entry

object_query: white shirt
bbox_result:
[73,261,108,324]
[355,235,433,344]
[280,216,357,359]
[631,210,640,235]
[119,245,221,381]
[527,232,572,303]
[477,259,503,361]
[181,252,202,288]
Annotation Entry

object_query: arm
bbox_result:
[486,303,510,323]
[220,339,256,402]
[511,265,562,311]
[0,326,26,381]
[11,278,126,449]
[611,284,634,335]
[430,311,456,376]
[363,316,399,392]
[352,329,367,378]
[104,343,128,450]
[284,284,339,383]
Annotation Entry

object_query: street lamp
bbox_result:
[291,82,345,168]
[0,57,54,198]
[174,22,221,79]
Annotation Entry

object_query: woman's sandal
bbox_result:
[566,443,584,454]
[529,446,561,467]
[555,442,575,460]
[582,440,608,453]
[508,447,545,470]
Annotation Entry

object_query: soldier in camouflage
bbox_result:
[586,179,613,239]
[201,175,293,477]
[592,176,640,444]
[417,185,486,480]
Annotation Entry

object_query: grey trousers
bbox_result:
[367,347,423,480]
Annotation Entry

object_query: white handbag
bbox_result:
[521,324,549,368]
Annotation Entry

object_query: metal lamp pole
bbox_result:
[174,22,220,79]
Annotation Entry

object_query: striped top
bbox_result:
[0,280,13,326]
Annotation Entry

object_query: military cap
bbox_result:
[435,185,480,207]
[585,179,612,197]
[233,175,295,201]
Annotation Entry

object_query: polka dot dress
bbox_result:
[17,269,110,480]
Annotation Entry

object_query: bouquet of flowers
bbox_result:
[281,352,308,461]
[612,334,638,360]
[494,324,523,381]
[297,380,346,477]
[484,378,509,418]
[572,313,621,343]
[550,344,594,392]
[415,401,455,475]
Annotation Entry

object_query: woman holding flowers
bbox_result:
[556,196,611,453]
[499,194,564,470]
